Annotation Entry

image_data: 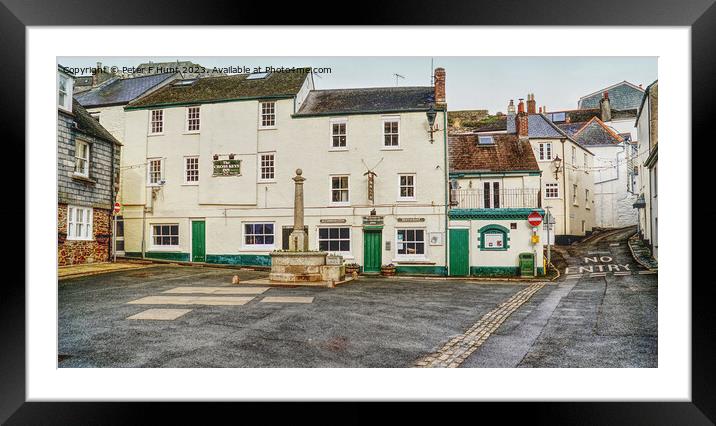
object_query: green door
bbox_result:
[363,229,382,273]
[191,220,206,262]
[449,228,469,276]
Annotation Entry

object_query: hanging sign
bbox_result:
[213,159,241,176]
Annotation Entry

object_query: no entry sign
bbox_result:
[113,202,121,214]
[528,211,543,227]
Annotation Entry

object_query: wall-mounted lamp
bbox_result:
[553,155,563,179]
[213,154,219,161]
[229,153,235,160]
[426,104,439,143]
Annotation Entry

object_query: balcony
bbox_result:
[450,188,541,209]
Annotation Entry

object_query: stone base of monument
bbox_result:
[268,252,346,287]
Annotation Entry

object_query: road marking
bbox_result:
[590,273,607,277]
[414,282,546,368]
[565,275,582,279]
[260,296,314,304]
[638,270,657,275]
[126,308,192,320]
[163,286,268,295]
[613,272,632,276]
[609,243,620,247]
[127,296,255,306]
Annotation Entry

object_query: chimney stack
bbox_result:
[516,99,529,137]
[507,99,515,114]
[433,68,446,105]
[527,93,536,114]
[600,91,612,122]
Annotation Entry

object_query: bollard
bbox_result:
[232,275,240,285]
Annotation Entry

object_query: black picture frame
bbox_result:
[3,0,712,423]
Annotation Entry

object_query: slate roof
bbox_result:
[578,81,645,111]
[75,73,176,108]
[507,113,567,138]
[295,86,435,116]
[128,70,311,109]
[557,122,586,137]
[70,99,121,145]
[571,117,624,146]
[449,133,539,173]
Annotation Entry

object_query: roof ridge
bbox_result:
[310,86,431,92]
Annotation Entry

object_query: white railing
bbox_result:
[450,188,541,209]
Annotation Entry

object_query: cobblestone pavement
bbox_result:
[413,282,546,368]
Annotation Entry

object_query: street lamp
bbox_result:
[426,104,439,143]
[552,155,562,179]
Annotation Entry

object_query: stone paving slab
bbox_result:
[260,296,314,304]
[127,296,255,306]
[126,308,193,320]
[163,286,269,295]
[59,262,158,280]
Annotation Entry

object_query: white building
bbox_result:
[117,68,450,275]
[448,112,545,277]
[634,81,658,259]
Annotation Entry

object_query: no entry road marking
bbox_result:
[260,296,314,304]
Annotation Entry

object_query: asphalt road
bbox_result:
[58,227,656,368]
[463,226,657,368]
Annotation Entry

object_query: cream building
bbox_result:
[507,97,596,244]
[117,68,449,275]
[634,80,658,259]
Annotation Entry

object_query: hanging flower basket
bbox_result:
[95,233,111,244]
[381,263,396,276]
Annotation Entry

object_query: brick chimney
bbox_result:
[516,99,529,137]
[434,67,446,105]
[527,93,536,114]
[600,91,612,122]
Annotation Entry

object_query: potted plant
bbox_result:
[96,233,111,244]
[345,263,360,275]
[381,263,396,276]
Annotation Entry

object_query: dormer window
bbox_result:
[58,73,73,112]
[478,135,494,145]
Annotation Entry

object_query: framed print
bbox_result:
[3,0,714,423]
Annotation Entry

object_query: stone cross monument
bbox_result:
[289,168,308,251]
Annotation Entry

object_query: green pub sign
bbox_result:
[212,159,241,176]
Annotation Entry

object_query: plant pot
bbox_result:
[96,233,111,244]
[345,265,360,275]
[381,265,396,276]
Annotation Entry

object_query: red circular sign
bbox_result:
[528,211,543,227]
[113,202,121,214]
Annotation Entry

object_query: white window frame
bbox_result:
[147,158,164,186]
[149,109,164,135]
[545,182,560,199]
[317,226,351,255]
[395,228,427,260]
[184,156,199,185]
[58,73,73,112]
[572,146,577,165]
[259,101,276,129]
[150,223,180,250]
[66,205,93,241]
[330,175,350,205]
[538,142,553,161]
[382,116,400,149]
[74,139,90,178]
[583,153,588,171]
[258,152,276,182]
[330,118,348,150]
[242,222,276,249]
[186,106,201,133]
[572,184,579,205]
[398,174,416,201]
[585,189,590,208]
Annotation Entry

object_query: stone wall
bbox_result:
[58,204,112,266]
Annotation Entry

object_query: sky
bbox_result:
[58,56,657,113]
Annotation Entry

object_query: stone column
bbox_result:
[289,168,308,251]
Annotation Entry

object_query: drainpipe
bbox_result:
[443,109,449,276]
[562,139,567,236]
[109,140,115,262]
